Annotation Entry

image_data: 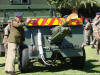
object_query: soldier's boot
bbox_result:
[91,45,95,48]
[86,41,90,45]
[5,71,17,75]
[97,49,99,55]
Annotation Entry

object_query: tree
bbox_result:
[47,0,96,11]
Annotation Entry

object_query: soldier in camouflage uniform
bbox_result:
[91,12,100,48]
[95,24,100,54]
[82,18,92,47]
[3,20,12,57]
[95,18,100,55]
[5,12,31,75]
[84,18,92,45]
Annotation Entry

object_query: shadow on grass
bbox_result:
[16,62,72,74]
[16,59,100,74]
[0,63,5,67]
[81,59,100,73]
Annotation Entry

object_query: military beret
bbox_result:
[8,20,12,23]
[96,12,100,15]
[14,12,23,17]
[63,15,68,18]
[86,18,90,20]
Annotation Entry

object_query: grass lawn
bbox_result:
[0,45,100,75]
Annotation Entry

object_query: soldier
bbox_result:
[82,18,92,47]
[95,20,100,55]
[84,18,92,45]
[3,20,12,57]
[91,12,100,48]
[4,12,31,75]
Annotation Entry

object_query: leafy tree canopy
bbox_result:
[47,0,96,10]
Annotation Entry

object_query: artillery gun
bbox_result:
[0,0,85,73]
[50,21,71,44]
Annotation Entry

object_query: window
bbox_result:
[10,0,30,5]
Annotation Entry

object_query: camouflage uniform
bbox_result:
[84,22,92,45]
[3,24,10,57]
[96,24,100,54]
[82,18,92,47]
[91,17,100,48]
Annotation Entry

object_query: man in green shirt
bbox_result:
[5,12,31,75]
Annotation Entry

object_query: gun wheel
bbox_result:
[70,48,85,69]
[18,44,29,73]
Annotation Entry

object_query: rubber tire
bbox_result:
[18,44,29,73]
[70,47,86,69]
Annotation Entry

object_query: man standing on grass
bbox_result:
[3,20,12,57]
[4,12,31,75]
[84,18,92,45]
[91,12,100,55]
[91,12,100,48]
[95,18,100,55]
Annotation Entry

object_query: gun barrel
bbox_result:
[50,26,71,44]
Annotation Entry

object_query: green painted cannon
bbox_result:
[0,0,86,73]
[50,23,71,44]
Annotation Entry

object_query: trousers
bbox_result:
[5,43,17,72]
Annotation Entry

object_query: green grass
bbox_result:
[1,46,100,75]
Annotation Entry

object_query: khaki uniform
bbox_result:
[96,25,100,51]
[8,21,25,44]
[92,17,99,35]
[5,20,26,72]
[91,17,99,47]
[84,22,92,44]
[3,25,10,57]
